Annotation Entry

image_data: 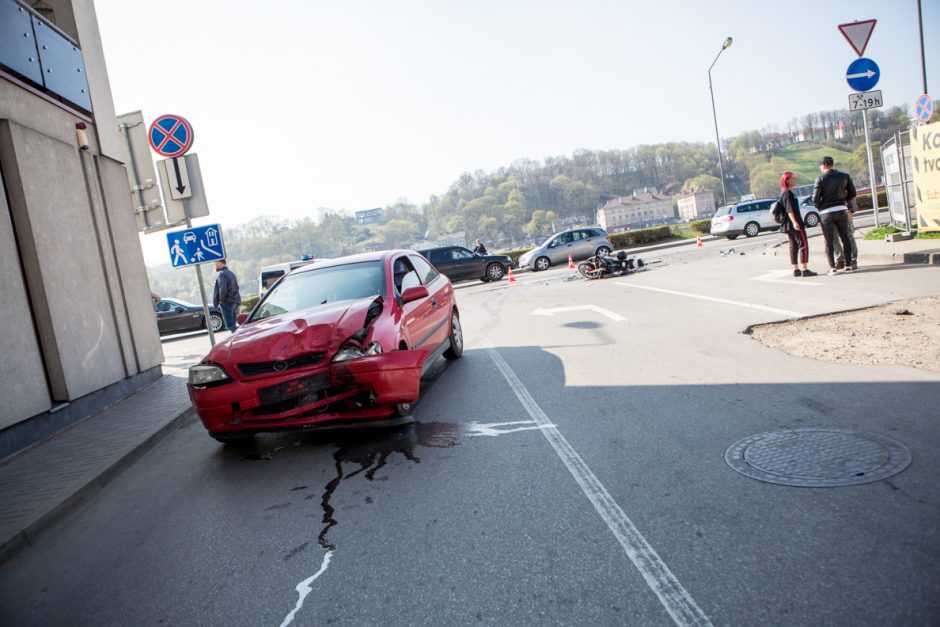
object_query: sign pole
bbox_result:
[187,203,216,347]
[861,108,880,227]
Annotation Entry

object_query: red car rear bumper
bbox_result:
[189,350,427,435]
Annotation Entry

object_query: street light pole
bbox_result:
[708,37,733,205]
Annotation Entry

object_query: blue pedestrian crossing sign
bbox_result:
[846,58,880,92]
[166,224,225,268]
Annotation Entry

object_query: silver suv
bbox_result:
[518,227,613,271]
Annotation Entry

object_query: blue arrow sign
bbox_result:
[166,224,225,268]
[846,58,880,92]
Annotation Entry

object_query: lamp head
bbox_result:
[722,37,733,50]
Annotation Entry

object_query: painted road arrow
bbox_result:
[531,305,626,322]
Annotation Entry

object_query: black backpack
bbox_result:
[771,199,787,224]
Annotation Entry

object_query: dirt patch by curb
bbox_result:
[748,296,940,372]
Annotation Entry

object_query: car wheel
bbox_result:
[744,222,760,238]
[534,256,551,272]
[485,263,505,281]
[443,310,463,360]
[210,432,254,445]
[804,212,819,228]
[596,246,612,256]
[208,313,224,332]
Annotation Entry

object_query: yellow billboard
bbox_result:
[911,121,940,232]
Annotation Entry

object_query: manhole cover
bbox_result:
[725,428,911,487]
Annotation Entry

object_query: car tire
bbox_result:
[210,432,254,445]
[443,310,463,360]
[596,246,611,256]
[208,313,225,332]
[485,263,505,281]
[744,222,760,238]
[804,212,819,228]
[534,256,551,272]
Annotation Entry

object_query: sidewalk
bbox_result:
[1,232,938,567]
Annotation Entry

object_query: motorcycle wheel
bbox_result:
[578,262,602,279]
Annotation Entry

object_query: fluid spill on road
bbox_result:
[281,419,554,626]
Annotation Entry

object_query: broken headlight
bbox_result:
[330,341,383,363]
[189,363,231,387]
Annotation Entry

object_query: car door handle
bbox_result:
[431,298,437,306]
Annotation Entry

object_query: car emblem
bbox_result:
[273,361,289,372]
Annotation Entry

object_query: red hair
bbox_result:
[780,171,795,190]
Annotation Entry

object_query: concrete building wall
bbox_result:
[0,171,51,428]
[0,0,163,453]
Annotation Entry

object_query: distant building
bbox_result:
[676,188,717,221]
[597,188,675,233]
[356,207,383,225]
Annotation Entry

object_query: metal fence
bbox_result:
[881,131,916,232]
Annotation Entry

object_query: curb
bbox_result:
[0,407,197,567]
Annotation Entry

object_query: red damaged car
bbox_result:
[188,250,462,442]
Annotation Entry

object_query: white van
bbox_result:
[258,258,316,294]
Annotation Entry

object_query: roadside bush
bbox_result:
[609,226,671,249]
[494,247,531,266]
[241,296,260,313]
[688,219,712,234]
[854,190,887,210]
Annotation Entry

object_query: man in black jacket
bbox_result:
[813,156,857,275]
[212,259,241,332]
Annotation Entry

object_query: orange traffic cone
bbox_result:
[696,235,703,248]
[507,266,516,283]
[568,254,575,269]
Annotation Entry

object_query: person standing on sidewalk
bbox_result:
[212,259,241,332]
[833,197,859,270]
[812,156,857,275]
[779,171,817,277]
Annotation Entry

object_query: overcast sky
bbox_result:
[92,0,939,265]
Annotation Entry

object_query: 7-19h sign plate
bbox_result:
[848,90,882,111]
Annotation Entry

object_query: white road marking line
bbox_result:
[614,282,805,318]
[465,420,556,437]
[531,305,626,321]
[751,269,822,286]
[280,550,334,627]
[487,348,713,627]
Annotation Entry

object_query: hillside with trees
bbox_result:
[148,102,926,302]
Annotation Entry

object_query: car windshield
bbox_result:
[167,299,197,308]
[251,261,386,321]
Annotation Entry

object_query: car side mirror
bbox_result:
[400,285,429,304]
[175,306,185,313]
[236,313,249,325]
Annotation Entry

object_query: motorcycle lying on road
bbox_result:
[577,250,645,280]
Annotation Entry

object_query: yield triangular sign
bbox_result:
[838,20,876,57]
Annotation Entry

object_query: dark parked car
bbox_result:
[417,246,512,283]
[418,246,512,281]
[188,250,462,443]
[154,298,224,335]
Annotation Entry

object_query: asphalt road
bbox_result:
[1,245,938,626]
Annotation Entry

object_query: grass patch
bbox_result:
[916,231,940,239]
[864,225,903,240]
[770,142,855,185]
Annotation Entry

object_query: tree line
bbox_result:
[148,101,927,301]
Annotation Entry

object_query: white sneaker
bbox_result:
[844,266,853,273]
[827,268,838,276]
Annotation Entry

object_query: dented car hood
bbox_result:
[207,297,379,365]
